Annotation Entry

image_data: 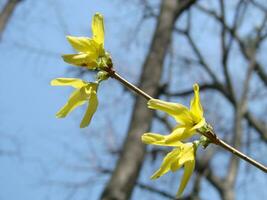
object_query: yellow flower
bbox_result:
[51,78,98,128]
[62,13,108,69]
[147,141,197,197]
[142,84,205,144]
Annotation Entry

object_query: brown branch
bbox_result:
[137,183,176,199]
[99,167,177,199]
[196,4,267,86]
[0,0,22,39]
[199,129,267,173]
[163,82,222,96]
[175,27,219,83]
[219,0,235,99]
[250,0,267,13]
[154,112,173,131]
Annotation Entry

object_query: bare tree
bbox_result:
[0,0,22,39]
[6,1,265,199]
[101,0,197,199]
[101,0,267,200]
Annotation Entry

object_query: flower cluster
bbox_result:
[52,13,208,197]
[142,84,206,196]
[51,13,112,128]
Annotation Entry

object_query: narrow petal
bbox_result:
[66,36,95,53]
[165,126,195,143]
[177,161,195,197]
[141,133,164,144]
[51,78,86,88]
[148,99,193,125]
[151,148,181,179]
[56,89,86,118]
[62,53,97,68]
[170,159,182,172]
[142,133,183,147]
[171,143,194,172]
[178,144,195,165]
[190,84,203,121]
[80,91,98,128]
[92,13,104,45]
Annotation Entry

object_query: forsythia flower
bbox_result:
[51,78,98,128]
[62,13,109,69]
[142,84,205,144]
[144,140,198,197]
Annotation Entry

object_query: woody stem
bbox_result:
[200,130,267,173]
[218,139,267,172]
[107,69,267,173]
[107,70,152,101]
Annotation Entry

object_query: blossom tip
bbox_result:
[150,175,158,180]
[193,83,199,91]
[94,12,103,18]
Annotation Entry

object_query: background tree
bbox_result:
[0,0,266,200]
[0,0,22,39]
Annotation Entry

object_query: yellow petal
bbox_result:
[177,161,195,197]
[142,133,183,146]
[80,91,98,128]
[166,126,196,143]
[190,84,203,121]
[141,133,164,144]
[170,160,182,172]
[148,99,193,125]
[66,36,96,53]
[178,143,195,165]
[62,53,97,68]
[56,89,86,118]
[151,148,181,179]
[170,143,194,171]
[92,13,104,45]
[51,78,86,88]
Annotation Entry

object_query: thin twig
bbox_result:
[218,138,267,172]
[108,69,152,101]
[199,129,267,173]
[106,68,267,173]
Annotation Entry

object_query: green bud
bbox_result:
[199,135,211,149]
[96,71,109,82]
[98,52,113,70]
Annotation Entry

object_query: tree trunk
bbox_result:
[0,0,21,39]
[100,0,196,199]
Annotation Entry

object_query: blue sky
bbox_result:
[0,0,266,200]
[0,1,154,199]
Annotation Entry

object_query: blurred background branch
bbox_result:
[0,0,266,200]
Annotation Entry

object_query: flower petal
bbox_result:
[177,161,195,197]
[56,89,86,118]
[51,78,86,88]
[165,126,195,143]
[170,143,194,171]
[62,53,97,68]
[148,99,193,125]
[92,13,104,45]
[141,133,164,144]
[151,148,181,179]
[80,91,98,128]
[178,143,195,165]
[66,36,96,53]
[142,133,183,147]
[190,84,203,121]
